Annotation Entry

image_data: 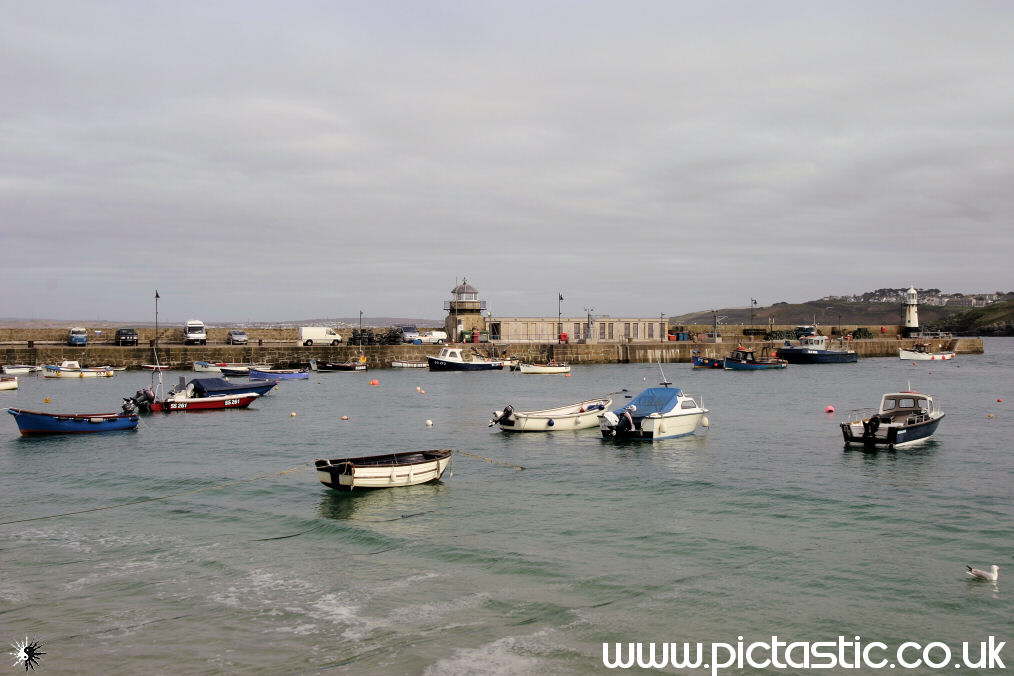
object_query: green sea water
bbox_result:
[1,339,1011,674]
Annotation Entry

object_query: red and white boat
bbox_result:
[899,343,956,361]
[130,382,260,412]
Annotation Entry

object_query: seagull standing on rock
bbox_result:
[966,565,999,582]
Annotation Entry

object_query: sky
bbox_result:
[3,1,1012,322]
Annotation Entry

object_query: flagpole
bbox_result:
[154,289,159,350]
[558,292,563,343]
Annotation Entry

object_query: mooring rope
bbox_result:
[457,450,525,470]
[0,463,313,526]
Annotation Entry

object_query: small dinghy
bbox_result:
[249,368,309,380]
[315,450,452,490]
[0,376,18,391]
[309,358,367,372]
[193,361,271,373]
[391,360,428,368]
[43,361,116,378]
[841,390,944,449]
[490,397,611,432]
[7,406,139,435]
[518,361,571,374]
[2,365,41,375]
[898,343,955,361]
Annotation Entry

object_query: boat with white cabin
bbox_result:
[840,389,944,449]
[599,371,709,441]
[490,397,611,432]
[427,347,504,371]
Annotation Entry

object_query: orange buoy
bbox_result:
[340,415,350,421]
[369,379,380,386]
[824,405,835,414]
[998,399,1005,403]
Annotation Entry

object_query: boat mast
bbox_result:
[658,359,672,387]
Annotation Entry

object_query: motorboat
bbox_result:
[723,347,787,370]
[309,358,367,372]
[490,397,611,432]
[841,390,944,449]
[314,450,452,490]
[0,376,17,391]
[7,406,139,435]
[691,352,724,369]
[159,376,277,398]
[517,361,571,374]
[129,381,261,413]
[193,361,271,373]
[1,365,41,375]
[249,368,309,380]
[43,361,115,378]
[427,347,503,371]
[599,378,709,441]
[776,335,858,364]
[391,360,428,368]
[898,343,955,361]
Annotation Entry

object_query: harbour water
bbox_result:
[1,340,1011,673]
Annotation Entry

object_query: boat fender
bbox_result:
[547,418,555,427]
[88,417,108,423]
[701,416,710,427]
[578,407,585,413]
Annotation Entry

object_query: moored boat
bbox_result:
[158,377,278,398]
[43,361,116,378]
[7,407,139,435]
[193,361,271,373]
[310,358,367,372]
[391,360,428,368]
[691,352,724,369]
[249,368,309,380]
[315,450,452,490]
[518,361,571,374]
[427,347,503,371]
[898,343,955,361]
[599,383,709,441]
[776,335,858,364]
[490,397,611,432]
[0,376,18,391]
[142,364,172,371]
[1,365,41,375]
[840,390,944,449]
[129,382,260,413]
[723,347,788,370]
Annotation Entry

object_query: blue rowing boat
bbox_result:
[249,368,309,380]
[7,408,139,436]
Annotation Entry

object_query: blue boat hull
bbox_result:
[841,415,943,449]
[776,347,858,364]
[723,359,787,370]
[691,356,724,369]
[7,408,139,436]
[249,370,309,380]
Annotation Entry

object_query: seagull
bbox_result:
[966,564,999,582]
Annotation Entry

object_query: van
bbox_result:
[67,327,88,346]
[184,319,207,345]
[299,327,342,346]
[419,330,447,344]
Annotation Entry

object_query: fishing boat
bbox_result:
[723,347,788,371]
[840,390,944,449]
[490,397,612,432]
[249,368,309,380]
[391,360,428,368]
[309,358,367,372]
[776,335,858,364]
[427,347,503,371]
[1,365,41,375]
[193,361,271,373]
[0,376,17,391]
[314,450,452,490]
[7,407,139,435]
[43,361,116,378]
[518,361,571,374]
[898,343,955,361]
[599,367,709,440]
[691,352,724,369]
[129,382,261,413]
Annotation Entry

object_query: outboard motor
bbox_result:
[130,387,156,412]
[599,410,619,437]
[489,404,514,427]
[121,397,137,414]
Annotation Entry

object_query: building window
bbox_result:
[599,323,606,339]
[608,323,614,339]
[648,323,654,339]
[574,323,580,337]
[624,323,630,337]
[633,323,639,338]
[582,322,588,338]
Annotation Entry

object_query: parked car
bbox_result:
[67,327,88,346]
[115,327,139,346]
[184,319,207,345]
[227,330,249,345]
[397,325,421,343]
[299,327,342,346]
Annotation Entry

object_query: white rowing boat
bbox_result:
[518,362,571,374]
[490,397,612,432]
[0,376,17,390]
[315,450,452,490]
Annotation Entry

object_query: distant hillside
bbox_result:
[669,300,964,327]
[927,300,1014,336]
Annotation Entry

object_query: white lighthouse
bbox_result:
[902,286,919,337]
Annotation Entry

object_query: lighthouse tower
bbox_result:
[902,287,919,337]
[444,278,486,342]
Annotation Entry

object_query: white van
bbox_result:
[299,326,343,346]
[419,330,448,344]
[184,319,207,345]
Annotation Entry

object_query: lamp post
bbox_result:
[558,292,564,343]
[750,298,757,328]
[583,306,594,341]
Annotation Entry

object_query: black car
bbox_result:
[115,327,139,346]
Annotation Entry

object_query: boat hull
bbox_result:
[315,450,452,490]
[427,357,502,371]
[391,360,428,368]
[518,364,571,374]
[841,415,943,449]
[7,408,139,435]
[601,411,707,440]
[43,367,115,378]
[249,369,309,380]
[723,359,787,370]
[898,349,955,361]
[775,347,858,364]
[2,365,38,375]
[691,356,724,369]
[146,393,259,412]
[0,377,18,390]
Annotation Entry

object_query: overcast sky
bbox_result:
[3,1,1012,322]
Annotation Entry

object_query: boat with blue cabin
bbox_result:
[7,407,139,435]
[776,335,858,364]
[723,347,788,370]
[598,375,709,441]
[840,390,944,449]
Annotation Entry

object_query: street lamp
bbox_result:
[750,298,758,328]
[583,307,595,341]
